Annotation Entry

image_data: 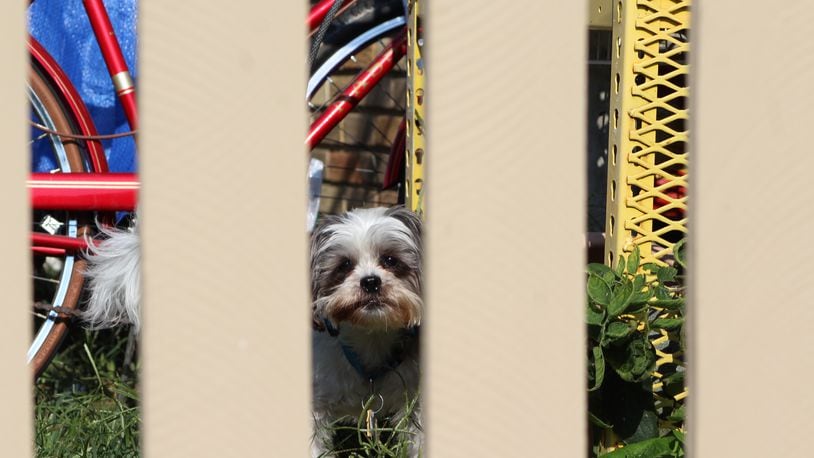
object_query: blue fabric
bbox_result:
[29,0,138,173]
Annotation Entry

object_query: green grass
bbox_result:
[322,394,421,457]
[34,327,421,457]
[35,326,140,457]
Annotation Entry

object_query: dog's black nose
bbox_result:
[360,275,382,293]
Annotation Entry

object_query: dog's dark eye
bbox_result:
[380,255,399,268]
[337,258,354,272]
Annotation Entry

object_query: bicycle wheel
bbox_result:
[308,7,408,214]
[28,51,102,379]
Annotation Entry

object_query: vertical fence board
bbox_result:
[692,1,814,456]
[140,1,308,456]
[0,2,32,456]
[426,1,586,455]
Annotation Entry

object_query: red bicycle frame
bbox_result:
[306,30,407,149]
[30,173,138,212]
[29,0,138,254]
[29,0,407,252]
[83,0,138,130]
[29,173,138,254]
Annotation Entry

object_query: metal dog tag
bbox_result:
[365,408,378,439]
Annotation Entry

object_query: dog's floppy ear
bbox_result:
[310,214,345,298]
[384,206,422,248]
[309,213,341,331]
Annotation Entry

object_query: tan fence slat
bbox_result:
[140,2,308,456]
[691,1,814,456]
[426,1,586,455]
[0,2,32,456]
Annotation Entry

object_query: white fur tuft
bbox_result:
[82,226,141,331]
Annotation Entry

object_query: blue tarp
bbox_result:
[29,0,137,173]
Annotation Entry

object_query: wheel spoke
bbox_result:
[33,275,61,285]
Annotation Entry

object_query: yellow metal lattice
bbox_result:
[605,0,689,268]
[405,0,425,217]
[604,0,690,437]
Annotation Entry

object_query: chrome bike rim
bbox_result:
[27,83,80,364]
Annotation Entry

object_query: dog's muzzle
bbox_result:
[360,275,382,294]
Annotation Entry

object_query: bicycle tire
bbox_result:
[28,53,101,379]
[309,0,405,70]
[308,12,408,213]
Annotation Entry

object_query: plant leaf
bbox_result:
[632,274,645,291]
[588,412,613,429]
[624,408,660,445]
[627,246,640,274]
[668,405,685,422]
[657,266,678,283]
[642,262,661,274]
[589,346,605,392]
[654,285,674,301]
[629,274,651,305]
[587,302,606,326]
[651,317,684,331]
[662,370,685,386]
[673,239,687,269]
[588,275,612,306]
[608,279,635,316]
[609,336,656,383]
[605,321,635,343]
[599,435,683,457]
[650,298,684,310]
[588,263,617,283]
[615,255,627,277]
[625,302,650,315]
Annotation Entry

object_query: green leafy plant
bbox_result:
[587,245,686,457]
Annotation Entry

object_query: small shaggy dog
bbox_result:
[309,206,423,456]
[83,206,423,456]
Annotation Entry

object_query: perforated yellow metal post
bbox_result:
[604,0,691,442]
[405,0,425,217]
[605,0,689,268]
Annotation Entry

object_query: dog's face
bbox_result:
[311,207,422,331]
